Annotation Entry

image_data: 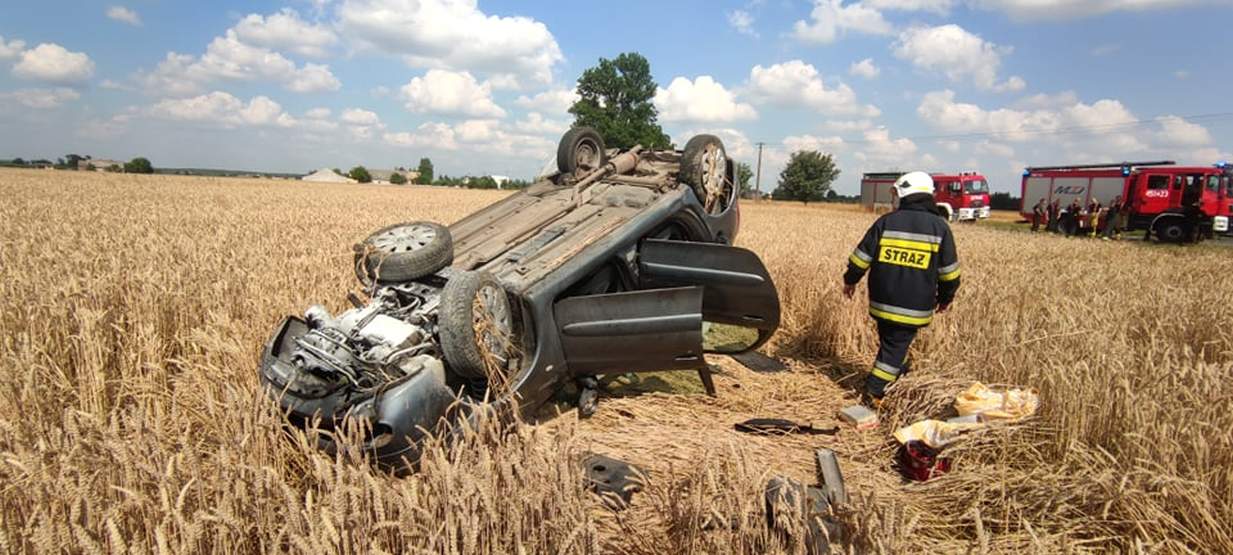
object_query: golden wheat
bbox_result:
[0,168,1230,553]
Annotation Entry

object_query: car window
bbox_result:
[1206,175,1220,192]
[1147,175,1169,190]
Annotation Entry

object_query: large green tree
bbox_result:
[736,162,754,197]
[124,157,154,174]
[568,52,670,150]
[773,151,840,205]
[415,158,434,184]
[349,166,372,183]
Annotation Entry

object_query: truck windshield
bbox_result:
[1206,175,1220,192]
[964,180,988,194]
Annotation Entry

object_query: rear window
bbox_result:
[1147,175,1170,190]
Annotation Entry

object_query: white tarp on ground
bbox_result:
[302,168,356,183]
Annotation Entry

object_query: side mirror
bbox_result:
[703,322,761,354]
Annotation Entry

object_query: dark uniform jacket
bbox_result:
[843,194,961,327]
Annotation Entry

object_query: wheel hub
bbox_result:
[370,224,437,253]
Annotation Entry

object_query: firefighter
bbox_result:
[843,171,961,403]
[1031,199,1046,232]
[1102,196,1122,240]
[1046,200,1060,232]
[1088,200,1102,238]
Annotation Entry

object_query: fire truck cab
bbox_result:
[1020,161,1230,241]
[932,172,992,222]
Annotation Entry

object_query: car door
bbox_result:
[636,239,780,352]
[553,286,705,375]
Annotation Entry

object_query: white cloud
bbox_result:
[340,108,381,126]
[855,127,919,165]
[138,26,340,96]
[0,87,80,109]
[1174,70,1190,80]
[728,10,758,37]
[384,118,556,159]
[975,140,1015,158]
[384,122,459,150]
[233,9,337,58]
[822,119,875,132]
[792,0,893,44]
[1158,116,1211,146]
[747,60,880,117]
[149,91,297,128]
[337,0,563,87]
[514,87,578,115]
[917,89,1154,155]
[0,35,25,60]
[655,76,757,123]
[865,0,955,13]
[783,134,846,153]
[305,107,332,119]
[12,43,95,84]
[849,58,880,79]
[400,69,505,118]
[971,0,1224,20]
[892,24,1024,92]
[513,112,569,135]
[106,6,142,26]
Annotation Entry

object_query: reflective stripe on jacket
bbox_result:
[843,195,961,327]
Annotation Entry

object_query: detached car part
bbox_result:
[259,127,781,469]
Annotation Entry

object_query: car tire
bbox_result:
[439,270,516,381]
[354,221,453,284]
[557,127,607,177]
[680,134,729,214]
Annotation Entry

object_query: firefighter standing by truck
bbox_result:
[842,172,962,402]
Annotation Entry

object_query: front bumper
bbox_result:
[1215,215,1229,234]
[957,206,990,221]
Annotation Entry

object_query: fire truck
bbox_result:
[1019,161,1231,241]
[861,171,992,221]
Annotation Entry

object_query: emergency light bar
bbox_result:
[1024,160,1176,172]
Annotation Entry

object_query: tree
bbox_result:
[773,150,840,205]
[11,157,25,166]
[65,154,86,170]
[569,52,670,150]
[107,164,122,173]
[124,157,153,174]
[736,162,754,197]
[349,166,372,183]
[416,158,434,184]
[389,172,407,185]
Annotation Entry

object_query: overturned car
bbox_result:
[259,127,781,468]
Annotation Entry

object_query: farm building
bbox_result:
[78,159,125,172]
[369,169,420,185]
[302,168,356,183]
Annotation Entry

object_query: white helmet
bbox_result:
[893,171,934,197]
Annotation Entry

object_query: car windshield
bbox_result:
[965,180,988,194]
[1206,175,1220,192]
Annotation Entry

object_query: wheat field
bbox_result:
[1,168,1231,553]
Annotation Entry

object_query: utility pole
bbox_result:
[754,142,765,200]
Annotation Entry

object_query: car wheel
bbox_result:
[439,270,516,381]
[557,127,607,178]
[354,221,453,284]
[680,134,730,215]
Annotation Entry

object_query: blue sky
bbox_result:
[1,0,1231,193]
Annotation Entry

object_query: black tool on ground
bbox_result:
[581,453,646,510]
[735,418,839,436]
[730,350,788,373]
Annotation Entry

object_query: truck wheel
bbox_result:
[354,221,453,284]
[557,127,606,177]
[680,134,730,215]
[1154,219,1186,243]
[439,270,516,381]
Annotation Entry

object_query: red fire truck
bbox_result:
[1019,161,1231,241]
[861,171,992,221]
